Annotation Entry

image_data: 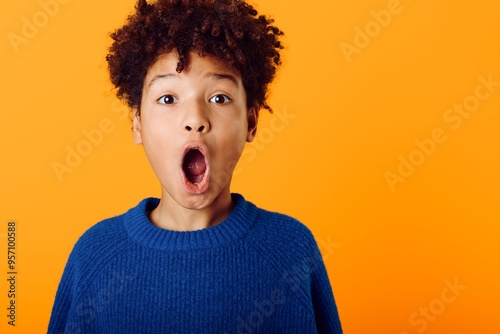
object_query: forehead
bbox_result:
[144,51,242,86]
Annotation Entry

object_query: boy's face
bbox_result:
[133,51,257,210]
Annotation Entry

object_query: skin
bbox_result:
[133,51,258,231]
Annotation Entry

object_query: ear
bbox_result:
[132,106,143,145]
[246,106,258,142]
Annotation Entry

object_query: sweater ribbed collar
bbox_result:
[124,193,257,250]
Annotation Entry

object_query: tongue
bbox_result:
[183,149,206,183]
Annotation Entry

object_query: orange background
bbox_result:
[1,0,499,333]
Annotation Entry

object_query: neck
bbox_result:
[148,190,234,231]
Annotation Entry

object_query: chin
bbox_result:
[174,186,227,211]
[179,194,215,210]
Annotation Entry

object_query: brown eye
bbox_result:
[158,95,177,104]
[209,94,231,104]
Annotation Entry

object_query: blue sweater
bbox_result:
[48,194,342,333]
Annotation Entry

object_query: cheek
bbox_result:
[141,124,177,168]
[217,128,247,163]
[142,114,175,143]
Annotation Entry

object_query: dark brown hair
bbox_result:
[106,0,284,116]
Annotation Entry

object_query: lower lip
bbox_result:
[181,165,210,195]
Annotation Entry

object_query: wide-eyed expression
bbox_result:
[133,51,257,210]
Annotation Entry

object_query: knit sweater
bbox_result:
[48,194,342,334]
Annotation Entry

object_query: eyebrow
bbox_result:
[147,73,177,90]
[208,73,240,88]
[146,72,240,91]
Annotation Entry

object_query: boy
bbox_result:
[48,0,343,333]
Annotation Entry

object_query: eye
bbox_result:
[158,95,178,104]
[209,94,231,104]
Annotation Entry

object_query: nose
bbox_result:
[183,103,210,134]
[185,124,207,132]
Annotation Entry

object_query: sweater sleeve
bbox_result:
[47,224,103,334]
[48,248,79,334]
[309,241,343,334]
[249,209,343,333]
[47,215,128,333]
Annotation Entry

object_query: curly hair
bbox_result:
[106,0,284,116]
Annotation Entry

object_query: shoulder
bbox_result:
[245,202,328,297]
[65,215,126,275]
[247,203,320,258]
[73,214,127,254]
[66,199,150,275]
[71,197,157,256]
[255,206,317,242]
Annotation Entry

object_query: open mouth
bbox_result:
[182,148,207,184]
[181,145,210,194]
